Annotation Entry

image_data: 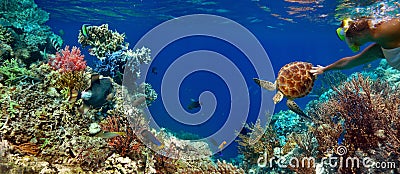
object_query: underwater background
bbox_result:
[0,0,399,173]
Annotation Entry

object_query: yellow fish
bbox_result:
[95,131,125,139]
[218,141,227,150]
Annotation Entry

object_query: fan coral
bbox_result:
[309,74,400,173]
[48,45,86,73]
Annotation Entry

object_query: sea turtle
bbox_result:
[253,61,316,121]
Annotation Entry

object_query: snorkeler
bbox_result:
[310,17,400,75]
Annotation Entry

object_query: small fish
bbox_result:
[140,129,163,148]
[151,67,158,75]
[187,99,201,110]
[337,130,346,145]
[218,141,227,150]
[132,96,146,107]
[58,29,65,36]
[95,131,125,138]
[50,37,62,51]
[363,63,372,70]
[81,24,90,38]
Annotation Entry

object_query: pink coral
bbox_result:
[48,45,86,73]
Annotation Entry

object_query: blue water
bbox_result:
[36,0,385,160]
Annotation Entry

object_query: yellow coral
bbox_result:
[53,71,89,93]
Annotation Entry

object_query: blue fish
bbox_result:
[337,129,346,145]
[151,67,158,75]
[187,99,201,110]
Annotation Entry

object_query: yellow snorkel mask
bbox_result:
[336,18,360,52]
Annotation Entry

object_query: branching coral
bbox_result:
[100,115,146,158]
[0,58,33,86]
[0,42,13,61]
[47,45,88,91]
[125,46,152,80]
[309,74,400,173]
[0,0,56,60]
[0,25,14,44]
[236,119,281,171]
[78,24,125,59]
[94,46,152,85]
[334,74,399,151]
[48,45,86,73]
[52,71,88,92]
[285,132,319,174]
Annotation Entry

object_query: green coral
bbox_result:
[0,25,14,44]
[0,0,60,64]
[0,58,32,86]
[0,0,49,30]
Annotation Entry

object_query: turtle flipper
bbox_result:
[286,99,312,122]
[273,91,284,104]
[253,78,276,91]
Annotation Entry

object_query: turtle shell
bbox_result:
[276,61,315,99]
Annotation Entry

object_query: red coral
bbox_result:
[100,115,145,157]
[48,45,86,73]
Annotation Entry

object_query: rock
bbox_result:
[88,123,101,135]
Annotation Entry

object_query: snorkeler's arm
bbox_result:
[311,44,384,75]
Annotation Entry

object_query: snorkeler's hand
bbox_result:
[310,65,325,76]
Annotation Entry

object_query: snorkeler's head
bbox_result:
[336,18,353,41]
[336,18,370,52]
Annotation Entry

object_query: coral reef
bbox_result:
[94,45,152,84]
[47,45,89,91]
[0,42,13,61]
[125,46,152,80]
[374,59,400,86]
[48,45,86,73]
[0,2,253,173]
[236,119,281,172]
[309,74,400,173]
[0,0,63,65]
[270,110,308,145]
[0,25,14,45]
[78,24,125,59]
[99,115,146,158]
[0,58,33,86]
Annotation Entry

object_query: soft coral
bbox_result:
[48,45,86,73]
